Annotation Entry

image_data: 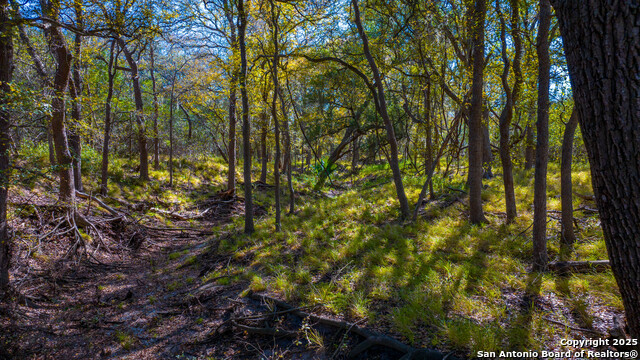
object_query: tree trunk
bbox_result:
[0,0,13,295]
[169,86,175,187]
[352,0,410,220]
[116,38,149,181]
[351,137,359,172]
[560,109,578,259]
[270,0,281,232]
[423,85,434,198]
[468,0,487,224]
[524,123,535,170]
[237,0,254,234]
[482,111,492,179]
[551,0,640,339]
[150,44,160,169]
[260,110,268,183]
[100,41,116,196]
[532,0,551,271]
[45,0,76,203]
[225,1,238,192]
[69,14,83,191]
[497,0,523,223]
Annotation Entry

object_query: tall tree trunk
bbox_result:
[532,0,551,271]
[497,0,523,223]
[100,41,116,195]
[69,9,82,192]
[423,85,434,198]
[237,0,254,234]
[551,0,640,338]
[225,0,238,192]
[0,0,13,295]
[116,38,149,181]
[169,83,175,187]
[560,109,578,259]
[45,0,75,203]
[468,0,487,224]
[270,0,281,231]
[150,44,160,169]
[352,0,409,220]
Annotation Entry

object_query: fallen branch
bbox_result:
[76,191,121,217]
[548,260,610,274]
[247,292,458,360]
[542,317,605,336]
[150,207,209,221]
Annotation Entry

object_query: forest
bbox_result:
[0,0,639,359]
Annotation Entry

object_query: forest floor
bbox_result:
[0,154,628,359]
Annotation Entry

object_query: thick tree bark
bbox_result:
[45,0,76,203]
[560,109,578,258]
[352,0,410,220]
[116,38,149,181]
[260,110,268,183]
[532,0,551,271]
[150,44,160,169]
[468,0,487,224]
[497,0,523,223]
[0,0,13,295]
[481,110,492,179]
[237,0,254,234]
[551,0,640,338]
[100,41,116,196]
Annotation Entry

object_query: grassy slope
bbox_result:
[14,144,621,356]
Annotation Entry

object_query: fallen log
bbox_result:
[548,260,610,274]
[150,207,209,221]
[247,292,459,360]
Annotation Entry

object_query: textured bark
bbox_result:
[560,109,578,257]
[468,0,487,224]
[150,44,160,169]
[551,0,640,338]
[352,0,410,220]
[497,0,523,223]
[116,38,149,181]
[237,0,254,234]
[100,41,116,195]
[532,0,551,271]
[45,0,76,203]
[0,0,13,295]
